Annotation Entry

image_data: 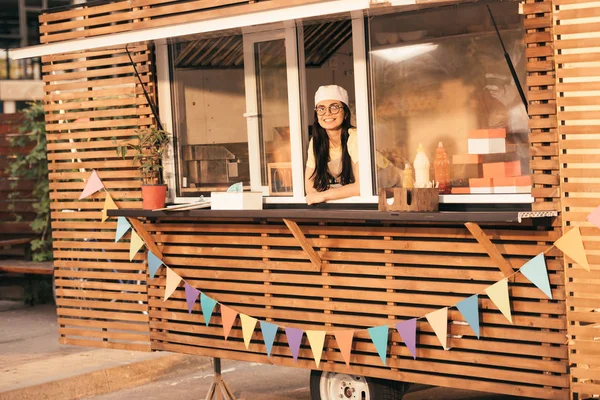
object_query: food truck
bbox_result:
[12,0,599,398]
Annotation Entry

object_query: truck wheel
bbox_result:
[310,370,409,400]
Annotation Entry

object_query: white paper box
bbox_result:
[210,192,263,210]
[493,186,531,194]
[470,187,494,194]
[468,138,506,154]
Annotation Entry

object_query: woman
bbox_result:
[305,85,360,205]
[305,85,403,205]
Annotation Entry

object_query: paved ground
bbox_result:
[87,358,515,400]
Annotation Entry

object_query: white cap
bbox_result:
[314,85,349,107]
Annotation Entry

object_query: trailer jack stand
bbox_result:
[205,357,236,400]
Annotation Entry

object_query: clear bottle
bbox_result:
[403,163,414,189]
[413,143,430,188]
[434,141,451,194]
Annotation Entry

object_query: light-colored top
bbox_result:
[306,128,390,179]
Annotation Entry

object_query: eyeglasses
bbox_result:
[315,103,343,116]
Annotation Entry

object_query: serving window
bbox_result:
[159,1,530,205]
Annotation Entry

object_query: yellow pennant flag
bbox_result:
[425,307,448,350]
[240,314,258,349]
[555,227,589,271]
[306,330,326,368]
[129,230,145,261]
[101,192,118,222]
[164,267,182,301]
[485,278,512,323]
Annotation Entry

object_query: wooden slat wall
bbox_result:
[525,0,561,212]
[147,219,569,400]
[42,45,153,351]
[554,1,600,398]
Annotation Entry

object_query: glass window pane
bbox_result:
[254,39,292,195]
[169,34,249,197]
[369,1,529,195]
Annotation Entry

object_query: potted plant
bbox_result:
[116,127,170,210]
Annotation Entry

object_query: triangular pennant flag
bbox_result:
[456,295,480,339]
[333,330,353,367]
[164,267,182,301]
[306,330,326,368]
[260,321,279,357]
[396,318,417,359]
[221,305,238,340]
[367,325,389,365]
[148,250,163,280]
[115,217,131,242]
[285,327,303,362]
[425,307,448,350]
[101,192,118,222]
[520,253,552,300]
[184,283,200,314]
[240,314,258,349]
[129,230,144,261]
[587,205,600,230]
[200,293,218,326]
[79,170,104,199]
[555,227,589,271]
[485,278,512,323]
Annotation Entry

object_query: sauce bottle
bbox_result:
[403,163,414,189]
[414,143,430,188]
[434,141,451,194]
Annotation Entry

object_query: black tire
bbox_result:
[310,370,410,400]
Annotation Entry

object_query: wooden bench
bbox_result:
[0,260,54,275]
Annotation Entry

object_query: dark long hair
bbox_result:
[310,104,355,192]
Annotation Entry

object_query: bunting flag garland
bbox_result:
[333,330,353,366]
[240,314,258,349]
[554,227,589,271]
[200,293,218,326]
[368,325,389,365]
[396,318,417,359]
[79,170,104,199]
[147,250,163,280]
[164,267,182,301]
[101,192,118,222]
[587,205,600,230]
[456,295,480,339]
[129,230,144,261]
[485,279,512,323]
[306,330,326,368]
[221,305,238,340]
[519,253,552,300]
[285,327,303,362]
[115,217,131,242]
[184,283,200,314]
[260,321,279,357]
[425,307,448,350]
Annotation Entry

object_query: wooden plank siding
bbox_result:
[41,44,153,351]
[145,218,568,399]
[554,0,600,398]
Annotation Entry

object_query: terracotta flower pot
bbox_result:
[141,184,167,210]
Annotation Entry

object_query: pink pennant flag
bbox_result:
[79,170,104,199]
[587,205,600,230]
[334,330,353,367]
[221,305,238,340]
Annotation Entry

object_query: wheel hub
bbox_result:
[319,372,369,400]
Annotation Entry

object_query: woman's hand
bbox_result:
[306,191,326,205]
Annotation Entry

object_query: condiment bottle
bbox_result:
[434,141,451,194]
[413,143,430,188]
[403,163,414,189]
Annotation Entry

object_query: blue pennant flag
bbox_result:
[260,321,279,357]
[520,253,552,300]
[148,251,163,280]
[201,293,218,326]
[367,325,389,365]
[456,294,480,339]
[115,217,131,242]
